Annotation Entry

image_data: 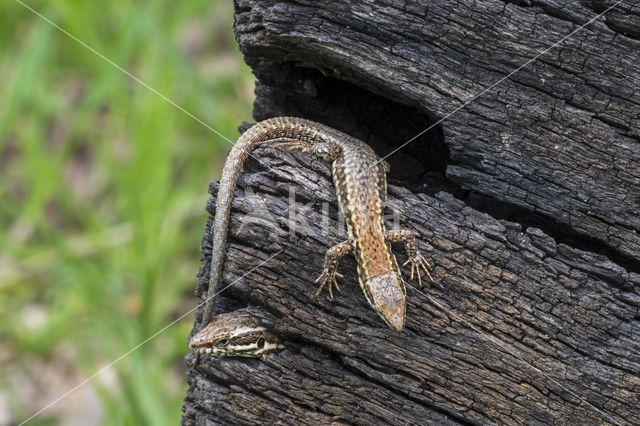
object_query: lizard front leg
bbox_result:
[387,229,433,287]
[315,240,354,299]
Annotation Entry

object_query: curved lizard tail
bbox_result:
[200,117,332,329]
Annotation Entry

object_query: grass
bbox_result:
[0,1,254,424]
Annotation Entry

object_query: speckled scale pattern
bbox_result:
[332,141,397,283]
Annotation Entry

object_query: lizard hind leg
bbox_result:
[314,240,354,299]
[311,141,342,162]
[387,229,434,288]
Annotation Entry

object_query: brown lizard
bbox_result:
[199,116,432,333]
[190,309,285,359]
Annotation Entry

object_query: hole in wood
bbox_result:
[251,63,447,190]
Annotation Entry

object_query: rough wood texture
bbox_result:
[183,1,640,424]
[183,150,639,424]
[238,0,640,266]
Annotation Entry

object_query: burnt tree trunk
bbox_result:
[182,1,640,424]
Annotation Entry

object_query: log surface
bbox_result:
[182,150,639,425]
[182,0,640,424]
[236,0,640,265]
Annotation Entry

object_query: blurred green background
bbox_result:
[0,1,253,424]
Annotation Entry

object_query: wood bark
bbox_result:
[183,1,640,424]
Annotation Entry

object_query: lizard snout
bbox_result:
[365,273,406,331]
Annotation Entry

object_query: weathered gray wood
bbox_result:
[182,149,640,425]
[183,1,640,424]
[236,0,640,265]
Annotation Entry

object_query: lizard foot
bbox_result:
[402,251,434,288]
[314,270,343,299]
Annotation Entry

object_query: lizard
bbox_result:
[189,309,285,359]
[198,116,432,335]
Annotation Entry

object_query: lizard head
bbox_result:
[363,272,406,331]
[189,309,285,359]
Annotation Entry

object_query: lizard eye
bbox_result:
[217,338,230,347]
[257,337,265,348]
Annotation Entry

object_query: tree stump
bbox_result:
[182,1,640,424]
